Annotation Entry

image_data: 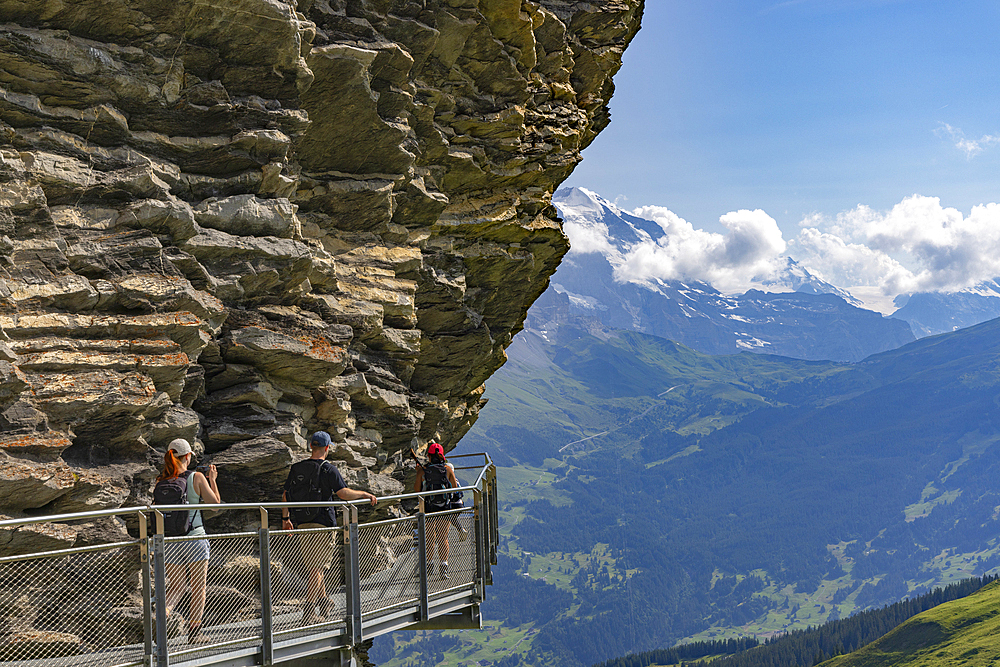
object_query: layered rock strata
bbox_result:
[0,0,643,531]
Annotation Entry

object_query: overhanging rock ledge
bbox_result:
[0,0,643,522]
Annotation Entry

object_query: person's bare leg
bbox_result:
[438,521,450,564]
[188,560,209,626]
[164,563,187,615]
[436,521,450,578]
[305,568,323,607]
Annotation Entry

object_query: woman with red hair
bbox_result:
[156,438,221,644]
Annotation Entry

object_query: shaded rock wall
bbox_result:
[0,0,643,523]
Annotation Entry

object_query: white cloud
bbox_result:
[620,206,787,292]
[563,188,1000,303]
[562,218,619,257]
[937,123,1000,159]
[792,227,915,292]
[796,195,1000,294]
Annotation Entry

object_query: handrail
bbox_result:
[0,471,488,529]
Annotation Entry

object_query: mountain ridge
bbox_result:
[554,186,1000,345]
[549,187,915,362]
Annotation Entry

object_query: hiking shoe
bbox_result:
[440,562,449,580]
[317,596,334,618]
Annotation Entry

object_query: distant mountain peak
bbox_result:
[548,187,915,361]
[752,257,863,306]
[555,187,669,255]
[554,186,623,217]
[554,188,859,304]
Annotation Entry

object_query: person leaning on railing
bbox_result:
[281,431,377,626]
[156,438,221,645]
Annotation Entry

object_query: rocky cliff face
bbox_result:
[0,0,643,527]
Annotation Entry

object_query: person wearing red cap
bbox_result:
[413,442,459,579]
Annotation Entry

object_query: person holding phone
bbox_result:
[156,438,221,644]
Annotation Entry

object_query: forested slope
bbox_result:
[592,575,999,667]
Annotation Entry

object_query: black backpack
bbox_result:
[422,462,451,512]
[153,472,194,537]
[286,459,328,525]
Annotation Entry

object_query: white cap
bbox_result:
[167,438,193,457]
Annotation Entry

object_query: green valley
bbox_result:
[473,319,1000,664]
[375,317,1000,666]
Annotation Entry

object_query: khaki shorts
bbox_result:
[297,523,337,571]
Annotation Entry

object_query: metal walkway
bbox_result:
[0,453,498,667]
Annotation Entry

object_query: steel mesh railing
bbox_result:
[432,507,476,593]
[356,516,421,615]
[268,525,346,636]
[0,542,144,667]
[0,454,498,667]
[155,531,265,661]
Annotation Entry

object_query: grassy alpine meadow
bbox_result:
[821,581,1000,667]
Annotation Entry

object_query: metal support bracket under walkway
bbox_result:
[0,453,499,667]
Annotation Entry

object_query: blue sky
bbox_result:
[563,1,1000,306]
[568,0,1000,227]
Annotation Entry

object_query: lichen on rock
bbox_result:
[0,0,643,516]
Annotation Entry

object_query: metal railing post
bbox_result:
[343,505,362,645]
[417,497,429,622]
[349,505,362,644]
[488,467,499,581]
[152,510,169,667]
[490,465,500,564]
[259,507,274,666]
[139,510,153,667]
[473,489,485,599]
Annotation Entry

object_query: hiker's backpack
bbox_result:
[153,472,194,537]
[422,462,451,512]
[286,459,328,525]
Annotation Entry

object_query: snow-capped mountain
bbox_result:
[539,187,915,362]
[891,281,1000,337]
[556,187,855,301]
[754,256,863,307]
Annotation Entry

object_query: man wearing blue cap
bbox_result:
[282,431,377,625]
